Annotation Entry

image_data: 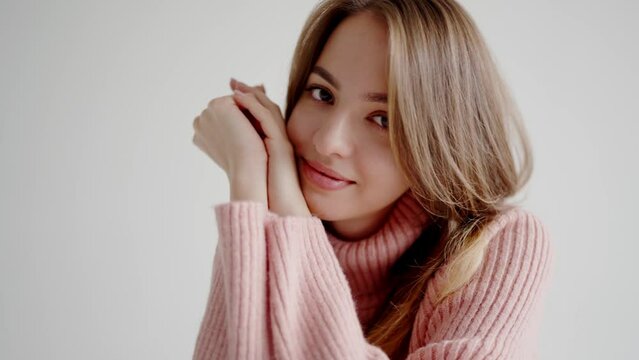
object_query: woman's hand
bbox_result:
[229,78,311,217]
[192,92,268,204]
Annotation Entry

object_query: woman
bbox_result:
[191,0,554,359]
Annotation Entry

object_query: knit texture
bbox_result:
[193,191,554,359]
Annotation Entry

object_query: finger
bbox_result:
[230,78,265,94]
[230,78,249,92]
[233,81,282,118]
[229,80,283,123]
[193,115,200,132]
[232,90,283,141]
[233,80,261,95]
[192,133,202,150]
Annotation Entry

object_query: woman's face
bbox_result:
[286,11,410,240]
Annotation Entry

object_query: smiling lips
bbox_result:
[301,158,355,191]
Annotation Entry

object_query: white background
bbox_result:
[1,0,637,359]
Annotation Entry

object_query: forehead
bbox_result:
[313,11,389,93]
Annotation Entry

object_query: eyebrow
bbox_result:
[310,65,388,104]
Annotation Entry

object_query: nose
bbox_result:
[312,111,354,158]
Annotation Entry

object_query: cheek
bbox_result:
[363,150,407,189]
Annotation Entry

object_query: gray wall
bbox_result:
[1,0,637,358]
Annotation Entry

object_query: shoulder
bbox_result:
[464,207,553,295]
[413,208,552,358]
[408,209,555,356]
[429,208,555,305]
[483,207,552,261]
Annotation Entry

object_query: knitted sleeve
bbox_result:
[191,200,388,359]
[192,202,553,360]
[405,209,554,359]
[192,201,270,359]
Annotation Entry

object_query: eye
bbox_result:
[369,114,389,130]
[305,85,333,104]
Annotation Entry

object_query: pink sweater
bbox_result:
[193,191,554,359]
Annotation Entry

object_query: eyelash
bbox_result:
[303,85,389,131]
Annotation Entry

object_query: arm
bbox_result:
[405,209,554,359]
[192,202,384,360]
[264,214,390,359]
[193,205,552,360]
[192,201,270,360]
[191,80,273,359]
[264,209,553,360]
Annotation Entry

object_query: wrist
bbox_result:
[229,165,267,204]
[265,139,294,158]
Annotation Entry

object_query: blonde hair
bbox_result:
[283,0,533,358]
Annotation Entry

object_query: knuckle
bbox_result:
[207,95,230,108]
[269,103,282,116]
[207,97,217,107]
[221,95,235,107]
[205,96,235,115]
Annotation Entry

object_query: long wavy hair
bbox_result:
[283,0,533,358]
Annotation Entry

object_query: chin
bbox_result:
[301,186,349,221]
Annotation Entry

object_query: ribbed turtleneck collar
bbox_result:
[323,191,431,326]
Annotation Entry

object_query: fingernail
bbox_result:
[234,89,244,95]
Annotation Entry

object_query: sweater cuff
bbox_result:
[211,200,270,263]
[206,200,269,359]
[213,200,267,226]
[265,214,326,241]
